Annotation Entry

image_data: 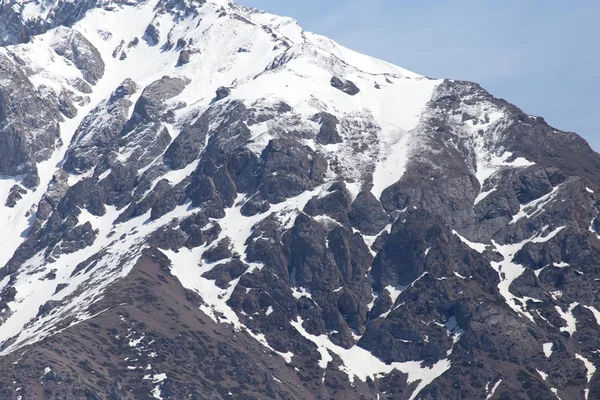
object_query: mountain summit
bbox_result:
[0,0,599,399]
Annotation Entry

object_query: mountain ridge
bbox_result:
[0,0,599,399]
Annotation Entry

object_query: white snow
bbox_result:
[453,271,468,280]
[129,333,146,348]
[163,226,296,363]
[291,287,313,300]
[452,230,488,253]
[474,186,497,206]
[143,373,167,384]
[304,32,421,78]
[576,353,596,400]
[536,369,548,381]
[97,169,112,182]
[0,1,583,392]
[490,226,565,321]
[576,354,596,383]
[555,302,579,335]
[485,379,502,400]
[553,262,570,269]
[0,0,180,352]
[0,201,162,353]
[511,185,562,224]
[583,305,600,327]
[370,126,416,200]
[543,343,553,358]
[220,188,324,260]
[589,214,600,240]
[477,152,533,187]
[290,317,450,400]
[385,285,404,305]
[550,290,563,301]
[380,273,428,318]
[143,371,168,400]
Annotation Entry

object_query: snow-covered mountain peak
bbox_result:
[1,0,600,399]
[0,0,441,357]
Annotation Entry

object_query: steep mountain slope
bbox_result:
[0,0,599,399]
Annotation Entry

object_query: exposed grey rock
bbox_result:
[5,185,27,208]
[176,49,191,66]
[163,110,209,170]
[240,196,270,216]
[143,22,160,45]
[70,76,93,94]
[203,238,234,263]
[216,86,231,101]
[1,3,600,400]
[63,79,138,173]
[313,112,342,145]
[202,259,248,289]
[513,167,553,203]
[304,183,351,226]
[148,223,187,251]
[51,27,105,85]
[348,191,389,235]
[330,76,360,96]
[0,0,99,46]
[128,76,188,125]
[0,53,63,187]
[58,90,78,118]
[259,138,327,204]
[56,221,97,254]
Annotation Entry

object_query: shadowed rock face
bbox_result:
[0,53,63,187]
[330,76,360,96]
[0,2,599,400]
[0,0,207,46]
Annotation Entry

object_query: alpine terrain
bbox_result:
[0,0,599,399]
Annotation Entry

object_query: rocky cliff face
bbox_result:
[0,1,599,399]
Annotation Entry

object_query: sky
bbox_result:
[239,0,600,151]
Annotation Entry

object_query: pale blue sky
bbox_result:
[240,0,600,151]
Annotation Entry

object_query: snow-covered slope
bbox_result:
[1,1,600,399]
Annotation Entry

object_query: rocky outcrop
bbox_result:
[0,2,599,400]
[51,27,105,85]
[313,112,342,145]
[0,53,63,186]
[330,76,360,96]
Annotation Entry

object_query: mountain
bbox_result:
[0,0,599,399]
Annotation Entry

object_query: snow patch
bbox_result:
[583,305,600,327]
[543,343,553,358]
[476,151,534,188]
[485,379,502,400]
[511,185,562,224]
[290,317,450,400]
[576,353,596,400]
[490,226,565,322]
[555,302,578,336]
[536,369,548,381]
[453,230,487,253]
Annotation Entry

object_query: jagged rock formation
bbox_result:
[0,1,599,399]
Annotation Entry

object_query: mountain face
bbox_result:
[0,0,599,399]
